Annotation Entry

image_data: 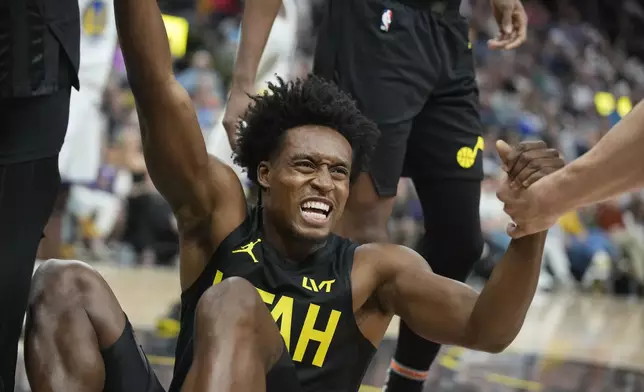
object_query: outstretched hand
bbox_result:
[495,140,565,238]
[487,0,528,51]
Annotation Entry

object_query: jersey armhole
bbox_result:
[343,242,380,350]
[180,205,258,300]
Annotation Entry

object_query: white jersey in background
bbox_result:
[206,0,300,186]
[59,0,117,183]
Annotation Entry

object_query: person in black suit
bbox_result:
[0,1,80,390]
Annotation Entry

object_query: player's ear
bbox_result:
[257,161,271,189]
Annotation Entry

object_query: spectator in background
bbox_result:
[479,162,512,252]
[560,209,615,290]
[389,179,423,249]
[116,114,180,266]
[191,73,222,132]
[48,0,119,263]
[176,50,225,102]
[543,223,578,290]
[596,198,644,287]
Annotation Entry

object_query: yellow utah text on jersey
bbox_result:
[232,238,262,263]
[213,270,341,367]
[302,277,336,293]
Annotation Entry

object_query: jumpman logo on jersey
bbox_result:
[232,239,262,263]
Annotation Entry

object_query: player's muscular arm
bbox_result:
[365,141,562,351]
[113,0,246,285]
[373,234,546,352]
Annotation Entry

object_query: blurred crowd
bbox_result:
[51,0,644,297]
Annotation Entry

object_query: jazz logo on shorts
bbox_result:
[456,136,484,169]
[380,9,393,32]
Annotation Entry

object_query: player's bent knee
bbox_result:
[29,259,110,318]
[195,277,283,366]
[340,191,394,244]
[195,277,266,327]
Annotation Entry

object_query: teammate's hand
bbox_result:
[500,140,563,188]
[222,84,254,149]
[488,0,528,50]
[495,140,565,238]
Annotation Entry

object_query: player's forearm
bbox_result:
[230,0,282,89]
[540,101,644,214]
[114,0,173,88]
[466,232,546,352]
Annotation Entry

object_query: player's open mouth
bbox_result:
[300,200,332,225]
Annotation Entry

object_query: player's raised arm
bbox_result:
[113,0,246,233]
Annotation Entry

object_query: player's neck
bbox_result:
[262,216,324,263]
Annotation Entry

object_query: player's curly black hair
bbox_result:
[233,75,380,186]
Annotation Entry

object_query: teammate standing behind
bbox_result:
[206,0,300,184]
[223,1,527,391]
[0,0,80,391]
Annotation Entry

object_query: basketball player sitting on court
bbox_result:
[22,1,564,392]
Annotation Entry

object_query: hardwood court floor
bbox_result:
[14,264,644,391]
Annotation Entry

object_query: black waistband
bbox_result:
[393,0,461,13]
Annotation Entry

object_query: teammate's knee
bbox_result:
[423,230,484,282]
[336,173,394,244]
[338,204,391,244]
[350,223,389,244]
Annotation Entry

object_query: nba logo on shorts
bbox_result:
[380,9,393,32]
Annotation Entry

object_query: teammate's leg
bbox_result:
[385,8,484,392]
[180,277,294,392]
[313,0,435,244]
[24,259,165,392]
[0,86,71,392]
[387,180,483,391]
[333,130,407,244]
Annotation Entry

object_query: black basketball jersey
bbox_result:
[169,206,376,392]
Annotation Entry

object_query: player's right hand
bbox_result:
[222,84,254,150]
[495,140,565,238]
[499,140,563,188]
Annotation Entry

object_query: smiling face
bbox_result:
[257,125,352,242]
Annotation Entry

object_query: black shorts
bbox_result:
[101,320,166,392]
[0,86,71,165]
[314,0,483,197]
[106,321,302,392]
[0,52,74,165]
[266,345,304,392]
